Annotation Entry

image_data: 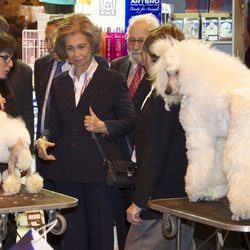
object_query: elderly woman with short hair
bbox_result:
[36,13,136,250]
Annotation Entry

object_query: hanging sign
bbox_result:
[125,0,162,31]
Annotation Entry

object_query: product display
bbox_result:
[105,27,126,63]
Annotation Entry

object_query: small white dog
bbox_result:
[150,37,250,221]
[0,110,43,195]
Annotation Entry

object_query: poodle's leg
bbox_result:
[25,168,44,194]
[185,130,227,201]
[7,138,23,175]
[223,94,250,220]
[205,137,228,198]
[2,138,24,195]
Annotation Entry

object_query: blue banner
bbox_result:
[125,0,162,32]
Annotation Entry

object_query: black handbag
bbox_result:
[91,132,137,189]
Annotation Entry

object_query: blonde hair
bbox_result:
[143,23,185,61]
[54,13,102,59]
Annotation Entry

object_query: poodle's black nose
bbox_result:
[165,85,172,95]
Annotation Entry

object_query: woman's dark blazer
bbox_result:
[133,90,188,219]
[44,63,136,182]
[4,60,34,142]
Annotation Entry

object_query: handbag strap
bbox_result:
[91,132,108,161]
[125,136,133,155]
[91,132,132,160]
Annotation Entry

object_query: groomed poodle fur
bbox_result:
[0,111,43,195]
[150,37,250,221]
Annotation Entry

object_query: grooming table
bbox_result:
[0,188,78,249]
[149,198,250,250]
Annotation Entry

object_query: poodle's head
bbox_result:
[150,37,182,110]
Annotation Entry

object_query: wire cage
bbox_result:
[22,29,47,69]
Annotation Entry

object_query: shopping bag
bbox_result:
[10,219,57,250]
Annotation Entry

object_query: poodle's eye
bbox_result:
[176,70,179,75]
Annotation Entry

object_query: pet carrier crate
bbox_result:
[22,29,47,69]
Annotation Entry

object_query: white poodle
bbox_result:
[150,37,250,221]
[0,110,43,195]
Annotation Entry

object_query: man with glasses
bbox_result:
[110,13,160,250]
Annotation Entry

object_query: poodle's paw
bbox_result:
[16,148,33,171]
[206,185,228,200]
[187,186,226,203]
[189,196,209,202]
[25,173,43,193]
[229,201,250,221]
[2,174,21,195]
[231,213,250,221]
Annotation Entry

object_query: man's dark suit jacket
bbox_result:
[111,55,151,114]
[34,54,53,140]
[42,64,136,182]
[134,90,188,219]
[111,55,152,250]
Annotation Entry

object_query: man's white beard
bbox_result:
[128,50,143,65]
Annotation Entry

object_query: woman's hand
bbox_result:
[36,137,56,161]
[126,203,142,225]
[84,106,108,134]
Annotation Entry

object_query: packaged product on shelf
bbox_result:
[219,17,232,41]
[183,17,200,39]
[114,28,124,59]
[202,17,219,41]
[105,27,114,63]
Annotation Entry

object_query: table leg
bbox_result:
[176,218,181,250]
[0,214,8,250]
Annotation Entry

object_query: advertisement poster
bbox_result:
[125,0,161,31]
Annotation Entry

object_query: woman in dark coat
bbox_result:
[0,33,33,250]
[36,13,136,250]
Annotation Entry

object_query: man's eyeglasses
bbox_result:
[126,38,145,45]
[0,55,14,64]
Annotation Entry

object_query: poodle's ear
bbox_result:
[150,52,170,106]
